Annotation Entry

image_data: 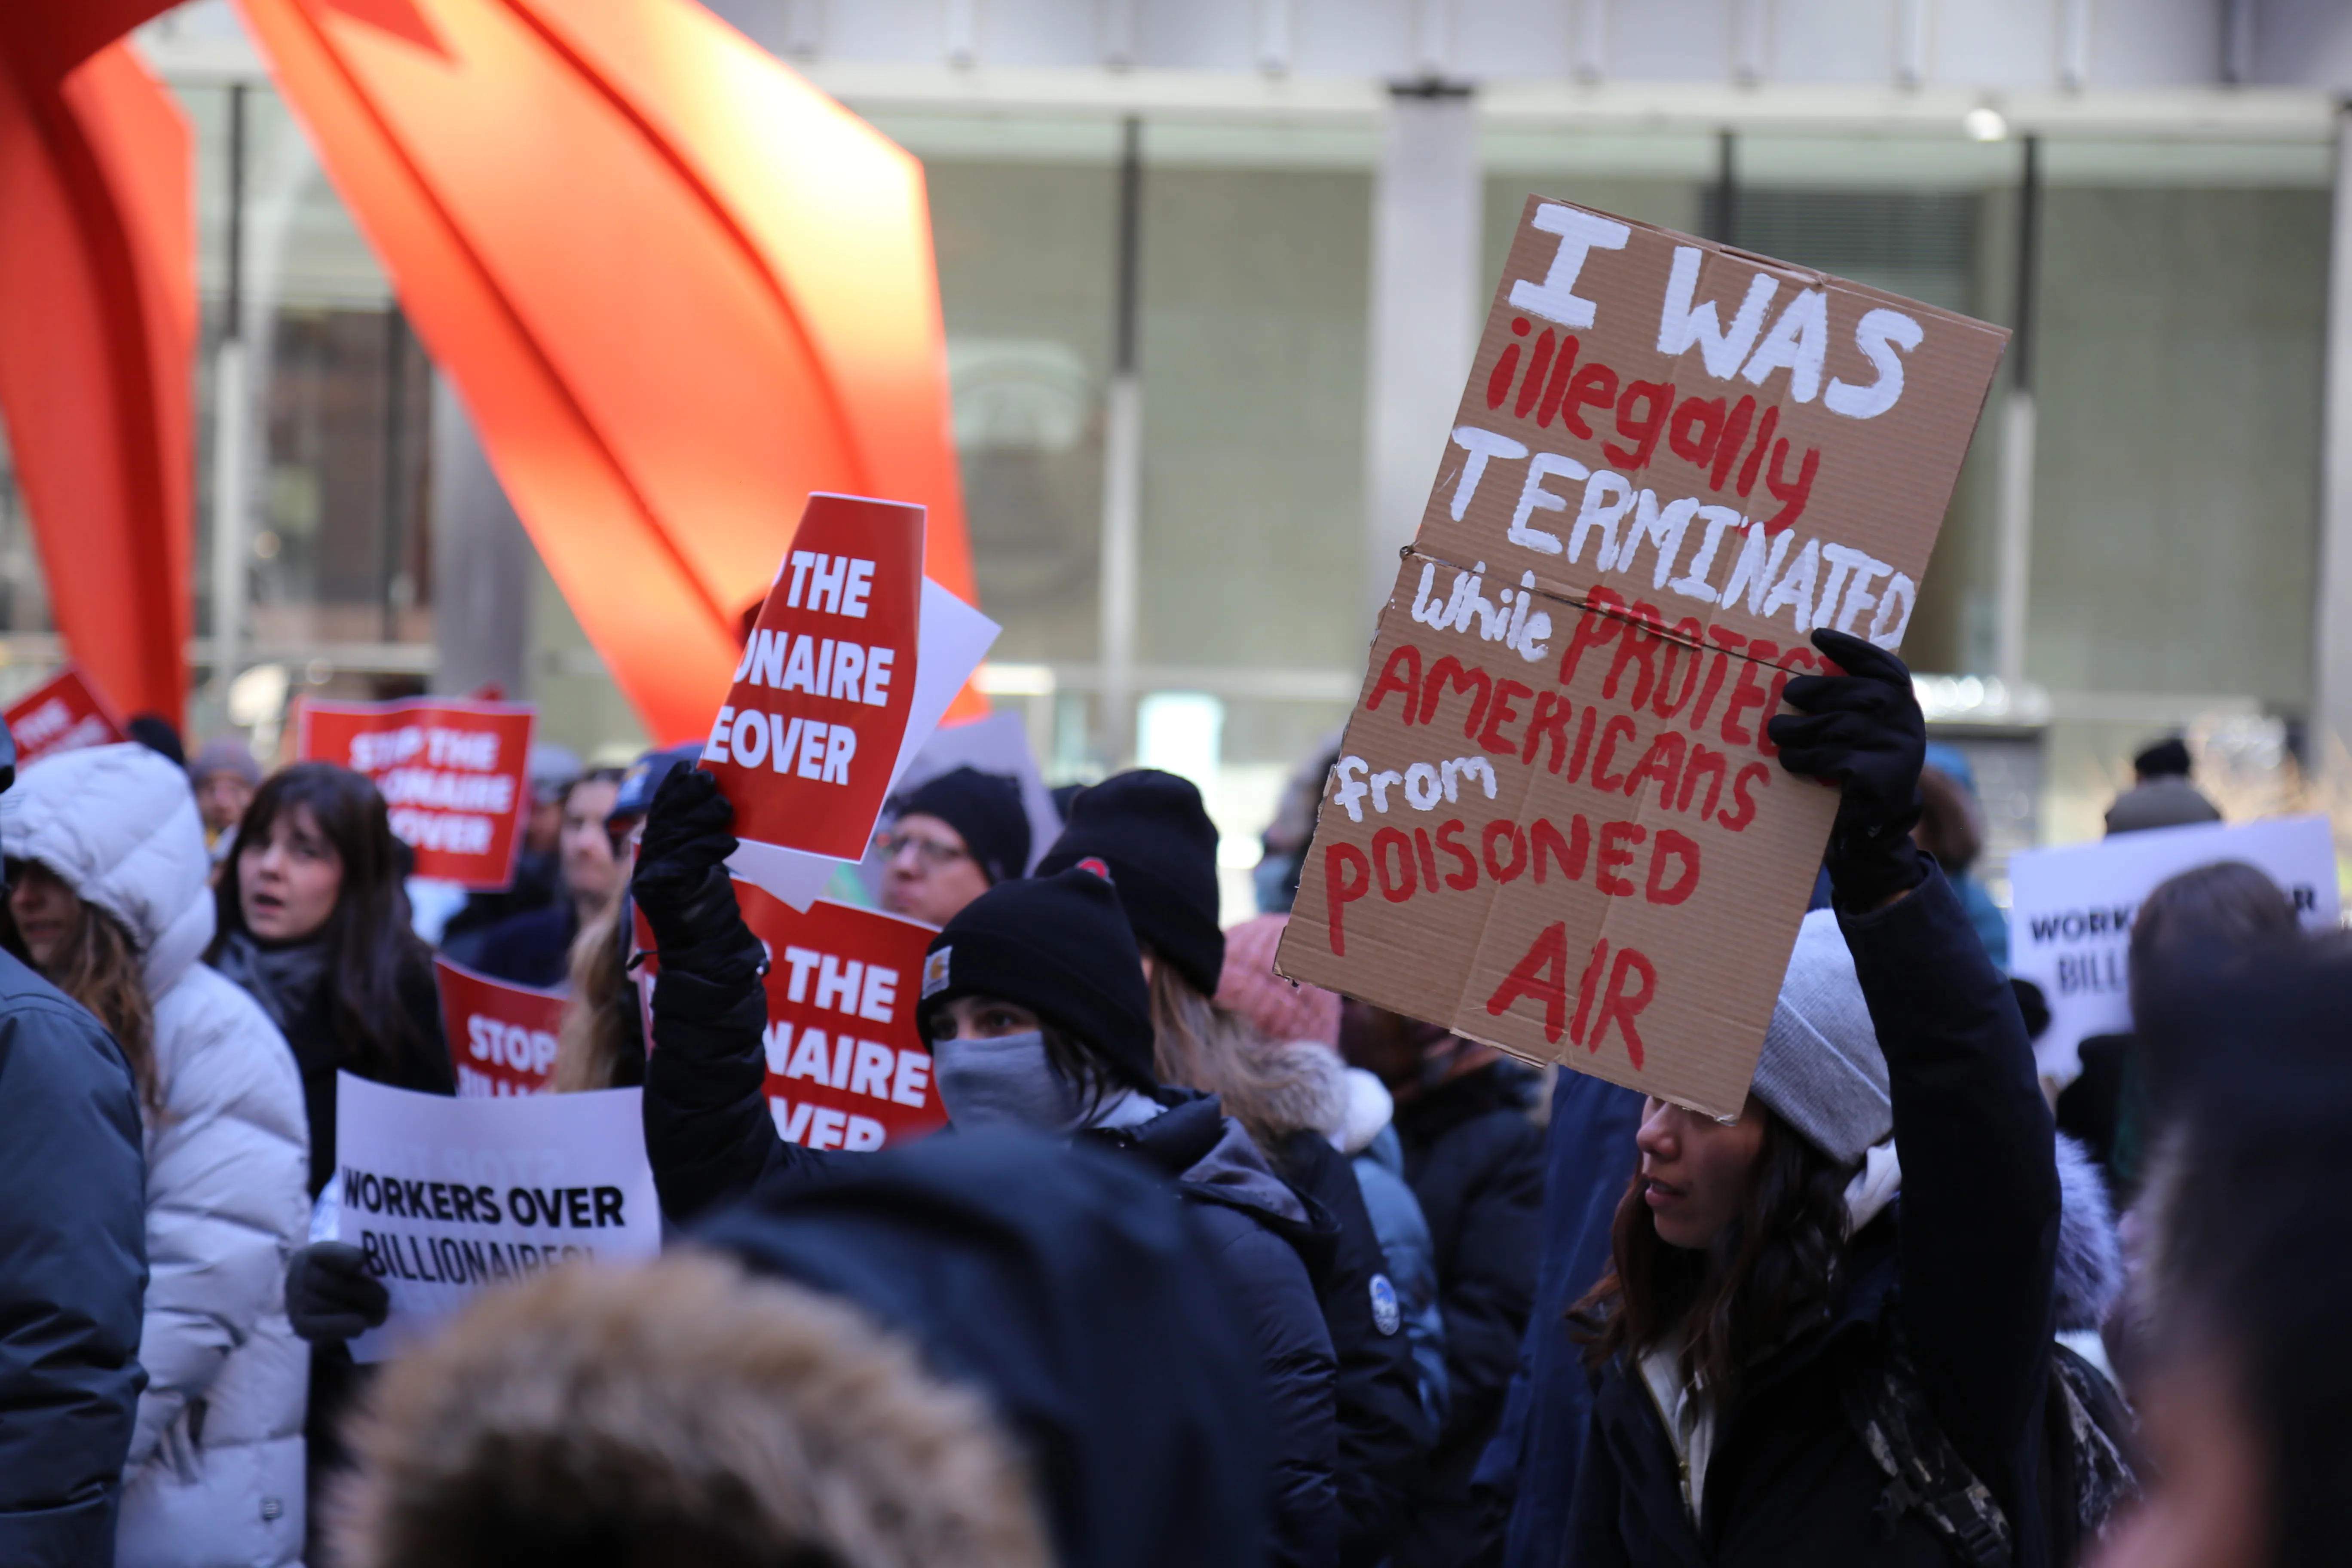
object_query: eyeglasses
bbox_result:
[875,831,969,870]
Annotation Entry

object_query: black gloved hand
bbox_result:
[286,1241,388,1343]
[1767,628,1929,911]
[630,765,756,960]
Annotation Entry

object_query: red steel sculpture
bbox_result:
[0,2,193,722]
[232,0,983,742]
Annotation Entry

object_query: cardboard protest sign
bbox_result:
[1278,196,2009,1118]
[333,1073,659,1361]
[438,957,566,1097]
[705,492,1000,912]
[635,882,947,1151]
[298,698,536,888]
[5,666,126,767]
[2008,815,2339,1077]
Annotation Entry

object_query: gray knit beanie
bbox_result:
[1750,910,1891,1165]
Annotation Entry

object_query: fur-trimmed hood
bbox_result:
[1846,1131,2122,1334]
[332,1253,1050,1568]
[2053,1132,2124,1333]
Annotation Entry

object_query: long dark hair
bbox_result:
[210,762,435,1077]
[1573,1105,1853,1399]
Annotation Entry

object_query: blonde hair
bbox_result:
[1148,963,1346,1151]
[552,903,635,1093]
[329,1252,1052,1568]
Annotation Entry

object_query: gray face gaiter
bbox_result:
[932,1032,1082,1133]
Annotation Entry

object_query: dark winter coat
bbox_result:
[1269,1127,1436,1567]
[1388,1060,1547,1568]
[0,950,148,1566]
[1566,868,2061,1568]
[438,847,560,947]
[642,934,1340,1568]
[456,899,579,992]
[699,1128,1280,1568]
[1476,1068,1645,1568]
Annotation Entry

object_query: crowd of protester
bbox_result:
[0,634,2339,1568]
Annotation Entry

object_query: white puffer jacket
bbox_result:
[3,744,310,1567]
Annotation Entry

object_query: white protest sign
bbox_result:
[333,1072,660,1361]
[2007,815,2339,1077]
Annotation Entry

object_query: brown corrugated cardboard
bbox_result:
[1276,196,2009,1118]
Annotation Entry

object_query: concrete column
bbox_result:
[428,374,532,698]
[1097,117,1144,767]
[1362,84,1480,619]
[2314,107,2352,773]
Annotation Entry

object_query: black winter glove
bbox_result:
[1767,628,1929,911]
[285,1241,387,1343]
[630,765,758,962]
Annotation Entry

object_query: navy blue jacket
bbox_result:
[699,1129,1277,1568]
[1476,1067,1644,1568]
[0,952,147,1566]
[1566,868,2059,1568]
[457,899,579,992]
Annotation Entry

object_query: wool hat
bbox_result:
[891,767,1031,884]
[915,867,1156,1090]
[1215,914,1339,1048]
[528,742,584,805]
[1037,769,1224,997]
[190,735,262,789]
[1750,909,1892,1166]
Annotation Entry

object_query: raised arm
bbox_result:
[633,767,802,1222]
[1772,629,2059,1496]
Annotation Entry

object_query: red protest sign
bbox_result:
[636,882,946,1151]
[298,698,536,888]
[437,957,565,1097]
[5,667,126,768]
[701,493,924,864]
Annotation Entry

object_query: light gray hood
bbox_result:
[2,741,217,995]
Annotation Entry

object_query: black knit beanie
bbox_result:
[915,867,1156,1090]
[891,766,1031,883]
[1036,769,1224,998]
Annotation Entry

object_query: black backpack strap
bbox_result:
[1837,1335,2015,1568]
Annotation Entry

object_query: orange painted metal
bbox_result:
[0,6,193,724]
[234,0,983,743]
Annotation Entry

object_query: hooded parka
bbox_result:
[5,744,312,1568]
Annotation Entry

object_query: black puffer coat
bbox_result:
[1268,1128,1435,1567]
[1389,1059,1547,1568]
[1567,868,2061,1568]
[0,951,147,1566]
[643,929,1340,1568]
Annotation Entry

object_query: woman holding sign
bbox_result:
[205,762,452,1556]
[1,744,310,1567]
[633,769,1341,1568]
[1559,630,2106,1568]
